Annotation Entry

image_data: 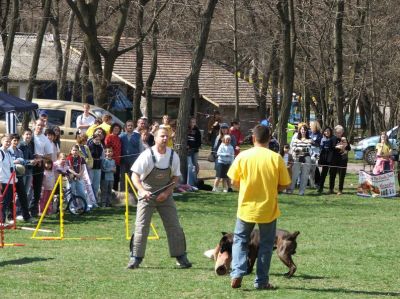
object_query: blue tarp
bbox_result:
[0,92,38,112]
[111,89,133,111]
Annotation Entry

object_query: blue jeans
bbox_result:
[231,218,276,288]
[90,169,101,198]
[187,152,199,186]
[70,179,86,201]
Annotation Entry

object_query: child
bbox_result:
[40,159,56,215]
[0,135,14,224]
[101,147,116,207]
[159,115,174,147]
[66,145,88,209]
[88,132,103,203]
[45,128,59,162]
[54,152,70,178]
[282,144,293,178]
[229,120,244,156]
[213,135,235,192]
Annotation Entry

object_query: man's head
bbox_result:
[125,120,134,133]
[154,128,169,148]
[39,110,48,120]
[102,114,112,124]
[83,103,90,114]
[252,124,270,145]
[23,128,33,143]
[1,134,11,149]
[137,118,147,130]
[34,120,45,134]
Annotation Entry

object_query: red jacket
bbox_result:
[105,134,122,165]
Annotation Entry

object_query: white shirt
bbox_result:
[0,147,14,184]
[77,113,95,134]
[34,134,54,157]
[131,147,181,180]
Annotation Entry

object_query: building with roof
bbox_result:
[0,33,260,133]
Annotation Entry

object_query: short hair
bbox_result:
[110,123,122,133]
[104,147,113,153]
[334,125,344,133]
[154,127,169,137]
[23,128,33,134]
[83,103,90,109]
[283,144,290,149]
[252,124,270,144]
[102,114,112,122]
[76,134,87,145]
[223,134,231,142]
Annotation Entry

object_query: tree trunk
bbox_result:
[276,0,296,147]
[49,0,63,100]
[0,0,11,49]
[174,0,219,182]
[333,0,345,126]
[133,0,150,123]
[145,0,160,124]
[81,54,89,103]
[72,48,86,102]
[0,0,18,92]
[269,32,280,131]
[59,5,75,102]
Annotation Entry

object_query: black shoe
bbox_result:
[227,188,233,192]
[176,255,192,268]
[127,257,142,269]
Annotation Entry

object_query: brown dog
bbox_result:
[210,229,299,277]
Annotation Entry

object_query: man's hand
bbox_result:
[156,191,169,202]
[140,190,153,201]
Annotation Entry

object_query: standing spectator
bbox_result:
[187,117,202,186]
[140,128,152,149]
[66,145,87,208]
[288,124,312,195]
[97,114,113,135]
[52,125,61,149]
[228,125,291,289]
[31,120,53,218]
[39,110,49,130]
[40,160,56,215]
[160,114,174,148]
[207,110,222,146]
[213,135,234,192]
[309,121,322,189]
[229,120,244,156]
[88,132,104,201]
[373,131,394,175]
[77,135,97,208]
[18,129,35,203]
[101,147,116,207]
[148,121,159,146]
[76,103,95,135]
[135,117,147,133]
[126,128,192,270]
[105,123,122,191]
[330,125,351,195]
[0,135,15,223]
[318,127,336,194]
[120,120,143,192]
[44,128,59,161]
[282,144,293,179]
[86,118,103,138]
[9,134,32,222]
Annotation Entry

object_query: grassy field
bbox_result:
[1,173,400,298]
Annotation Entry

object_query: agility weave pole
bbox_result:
[32,175,112,241]
[125,174,160,241]
[0,172,25,247]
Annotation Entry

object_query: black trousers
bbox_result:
[329,159,348,192]
[1,183,13,222]
[113,164,121,191]
[319,166,330,191]
[29,164,44,217]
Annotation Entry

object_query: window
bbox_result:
[71,110,83,128]
[46,110,66,126]
[8,86,20,97]
[152,98,180,118]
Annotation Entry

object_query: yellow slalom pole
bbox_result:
[125,174,130,240]
[148,223,160,240]
[59,176,64,239]
[32,175,62,239]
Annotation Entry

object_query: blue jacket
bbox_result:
[120,132,143,166]
[101,158,116,181]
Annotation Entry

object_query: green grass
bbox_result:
[1,173,400,298]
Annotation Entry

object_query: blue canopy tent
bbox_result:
[0,92,39,133]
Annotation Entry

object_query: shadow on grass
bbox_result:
[286,287,400,297]
[270,273,327,280]
[0,257,54,267]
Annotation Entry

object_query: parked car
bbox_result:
[0,99,124,153]
[353,126,398,165]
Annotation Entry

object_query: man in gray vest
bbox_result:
[127,127,191,269]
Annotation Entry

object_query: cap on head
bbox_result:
[220,123,229,129]
[40,110,48,117]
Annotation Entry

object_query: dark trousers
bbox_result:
[29,164,44,217]
[319,166,330,191]
[113,164,121,191]
[329,159,348,192]
[16,176,31,220]
[1,183,14,222]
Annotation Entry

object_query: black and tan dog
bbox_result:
[205,229,300,277]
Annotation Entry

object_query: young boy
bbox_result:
[101,147,116,207]
[0,135,14,224]
[213,135,235,192]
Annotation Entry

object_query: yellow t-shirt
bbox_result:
[376,143,391,156]
[228,146,291,223]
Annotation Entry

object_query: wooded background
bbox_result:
[1,0,399,176]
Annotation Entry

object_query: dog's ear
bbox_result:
[221,232,228,236]
[287,231,300,241]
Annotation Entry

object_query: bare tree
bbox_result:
[0,0,19,92]
[174,0,219,182]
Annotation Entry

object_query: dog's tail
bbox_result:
[288,231,300,241]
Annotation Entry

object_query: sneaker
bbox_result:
[227,188,233,192]
[231,277,242,289]
[254,282,276,290]
[223,189,228,193]
[16,215,24,221]
[212,188,219,192]
[176,255,192,268]
[127,257,142,269]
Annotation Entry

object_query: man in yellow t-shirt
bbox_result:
[228,124,291,290]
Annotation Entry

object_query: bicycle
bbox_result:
[52,178,87,216]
